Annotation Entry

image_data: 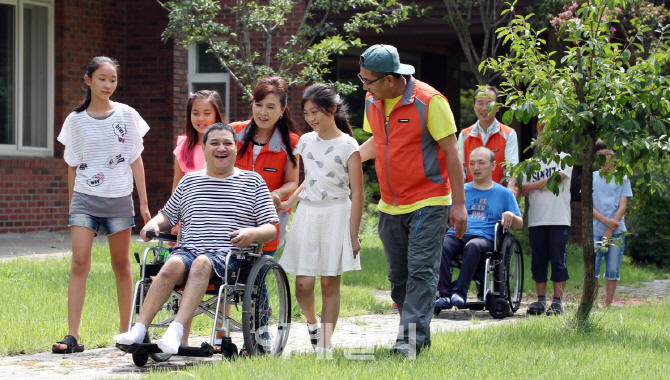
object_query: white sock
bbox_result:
[113,323,147,345]
[157,322,184,355]
[307,316,321,331]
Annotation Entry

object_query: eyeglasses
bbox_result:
[357,73,387,86]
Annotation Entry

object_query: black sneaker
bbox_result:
[527,301,546,316]
[546,302,563,316]
[390,342,416,357]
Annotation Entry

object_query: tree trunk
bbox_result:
[575,135,596,326]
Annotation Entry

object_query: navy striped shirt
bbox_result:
[160,169,279,256]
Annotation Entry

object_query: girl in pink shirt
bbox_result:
[172,90,225,191]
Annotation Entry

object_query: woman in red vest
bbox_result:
[219,77,300,354]
[230,76,301,255]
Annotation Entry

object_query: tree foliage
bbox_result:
[157,0,422,98]
[485,0,670,325]
[627,156,670,269]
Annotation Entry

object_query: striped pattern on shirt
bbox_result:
[160,169,279,256]
[57,103,150,198]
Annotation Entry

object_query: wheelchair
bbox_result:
[435,221,524,319]
[116,231,292,366]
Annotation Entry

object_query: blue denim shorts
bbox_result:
[594,234,625,280]
[68,214,135,235]
[168,247,242,286]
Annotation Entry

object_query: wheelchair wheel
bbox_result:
[132,350,149,367]
[500,233,524,313]
[489,297,510,319]
[221,346,238,360]
[242,255,291,356]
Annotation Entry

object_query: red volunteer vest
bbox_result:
[462,122,515,183]
[232,121,299,251]
[366,77,452,206]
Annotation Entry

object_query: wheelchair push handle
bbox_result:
[145,230,178,242]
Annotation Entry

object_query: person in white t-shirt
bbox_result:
[279,84,364,354]
[53,57,151,354]
[520,121,572,316]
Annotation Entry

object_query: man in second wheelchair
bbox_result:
[113,123,279,354]
[436,146,523,309]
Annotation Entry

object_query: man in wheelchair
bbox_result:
[113,123,278,354]
[436,147,522,309]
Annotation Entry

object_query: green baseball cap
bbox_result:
[360,44,415,75]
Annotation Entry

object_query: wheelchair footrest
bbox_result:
[116,343,163,355]
[177,343,214,357]
[116,342,214,357]
[456,300,486,311]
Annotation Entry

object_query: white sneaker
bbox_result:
[307,317,321,350]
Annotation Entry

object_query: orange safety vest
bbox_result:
[365,77,452,206]
[232,120,299,251]
[462,122,515,184]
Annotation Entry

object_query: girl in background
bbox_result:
[279,83,364,353]
[171,90,225,192]
[54,56,151,354]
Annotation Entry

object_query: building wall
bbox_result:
[0,0,311,235]
[122,0,183,221]
[0,0,176,234]
[0,157,68,232]
[1,0,585,242]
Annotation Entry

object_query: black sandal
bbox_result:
[52,335,85,354]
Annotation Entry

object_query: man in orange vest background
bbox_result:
[358,44,467,357]
[458,86,518,194]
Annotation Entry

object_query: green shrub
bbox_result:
[627,157,670,269]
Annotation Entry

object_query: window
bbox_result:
[188,42,229,117]
[0,0,54,156]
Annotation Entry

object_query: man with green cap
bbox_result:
[358,44,467,356]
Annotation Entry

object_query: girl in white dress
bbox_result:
[279,84,364,352]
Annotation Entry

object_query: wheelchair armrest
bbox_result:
[145,231,178,242]
[229,242,264,258]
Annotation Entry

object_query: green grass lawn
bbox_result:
[0,229,667,356]
[134,303,670,380]
[0,237,391,356]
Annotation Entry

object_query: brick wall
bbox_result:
[122,0,179,222]
[0,0,176,234]
[0,157,69,233]
[1,0,313,235]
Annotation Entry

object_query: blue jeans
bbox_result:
[168,247,242,286]
[68,214,134,235]
[594,234,625,280]
[438,234,494,300]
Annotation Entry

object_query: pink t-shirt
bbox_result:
[173,135,206,174]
